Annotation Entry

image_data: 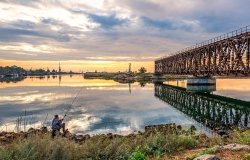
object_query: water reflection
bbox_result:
[0,75,120,88]
[0,76,25,83]
[155,83,250,133]
[0,75,204,134]
[0,75,250,136]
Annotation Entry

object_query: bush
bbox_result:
[233,130,250,145]
[244,153,250,160]
[129,151,147,160]
[142,133,165,158]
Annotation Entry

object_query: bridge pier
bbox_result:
[187,77,216,85]
[152,73,165,83]
[186,77,216,93]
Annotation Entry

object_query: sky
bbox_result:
[0,0,250,72]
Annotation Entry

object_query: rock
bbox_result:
[212,145,223,152]
[217,130,228,136]
[107,133,113,139]
[63,129,72,138]
[177,125,182,130]
[0,136,8,142]
[84,134,90,139]
[0,132,7,136]
[126,133,136,138]
[223,143,250,151]
[194,154,219,160]
[73,134,91,142]
[73,135,85,142]
[5,133,14,139]
[190,125,197,131]
[40,127,48,133]
[27,128,36,134]
[221,134,229,139]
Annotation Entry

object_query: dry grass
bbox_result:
[0,129,249,160]
[0,130,198,160]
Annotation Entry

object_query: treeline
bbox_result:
[27,68,59,76]
[0,66,64,76]
[0,66,26,75]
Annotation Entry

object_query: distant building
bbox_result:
[59,62,61,74]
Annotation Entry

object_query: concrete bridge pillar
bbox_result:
[186,77,216,93]
[152,73,165,83]
[187,77,216,85]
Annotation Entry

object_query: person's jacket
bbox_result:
[52,118,62,130]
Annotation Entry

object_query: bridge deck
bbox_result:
[155,26,250,76]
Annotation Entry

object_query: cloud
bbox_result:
[88,13,128,29]
[0,0,250,64]
[142,17,173,30]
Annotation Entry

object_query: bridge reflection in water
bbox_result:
[154,83,250,134]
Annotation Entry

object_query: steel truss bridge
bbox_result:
[155,26,250,76]
[154,83,250,131]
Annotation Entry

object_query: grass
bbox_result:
[0,128,249,160]
[229,130,250,145]
[244,153,250,160]
[0,129,198,160]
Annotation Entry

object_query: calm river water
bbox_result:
[0,75,249,135]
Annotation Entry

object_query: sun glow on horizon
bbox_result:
[0,59,154,73]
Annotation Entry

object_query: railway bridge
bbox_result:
[155,26,250,77]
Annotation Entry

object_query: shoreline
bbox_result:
[0,123,249,160]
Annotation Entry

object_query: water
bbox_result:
[0,75,249,135]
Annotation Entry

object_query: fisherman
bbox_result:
[51,115,65,138]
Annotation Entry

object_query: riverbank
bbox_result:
[84,72,153,83]
[0,124,249,160]
[0,65,81,82]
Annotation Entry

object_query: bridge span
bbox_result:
[155,26,250,76]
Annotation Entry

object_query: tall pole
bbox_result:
[128,63,131,73]
[247,36,250,73]
[59,62,61,74]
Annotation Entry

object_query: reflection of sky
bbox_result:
[215,78,250,101]
[0,75,249,134]
[165,78,250,101]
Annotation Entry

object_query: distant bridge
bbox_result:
[154,83,250,131]
[155,26,250,76]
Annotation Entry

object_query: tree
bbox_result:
[138,67,147,74]
[46,68,50,73]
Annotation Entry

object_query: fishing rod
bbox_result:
[40,81,85,129]
[63,85,85,120]
[42,113,48,127]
